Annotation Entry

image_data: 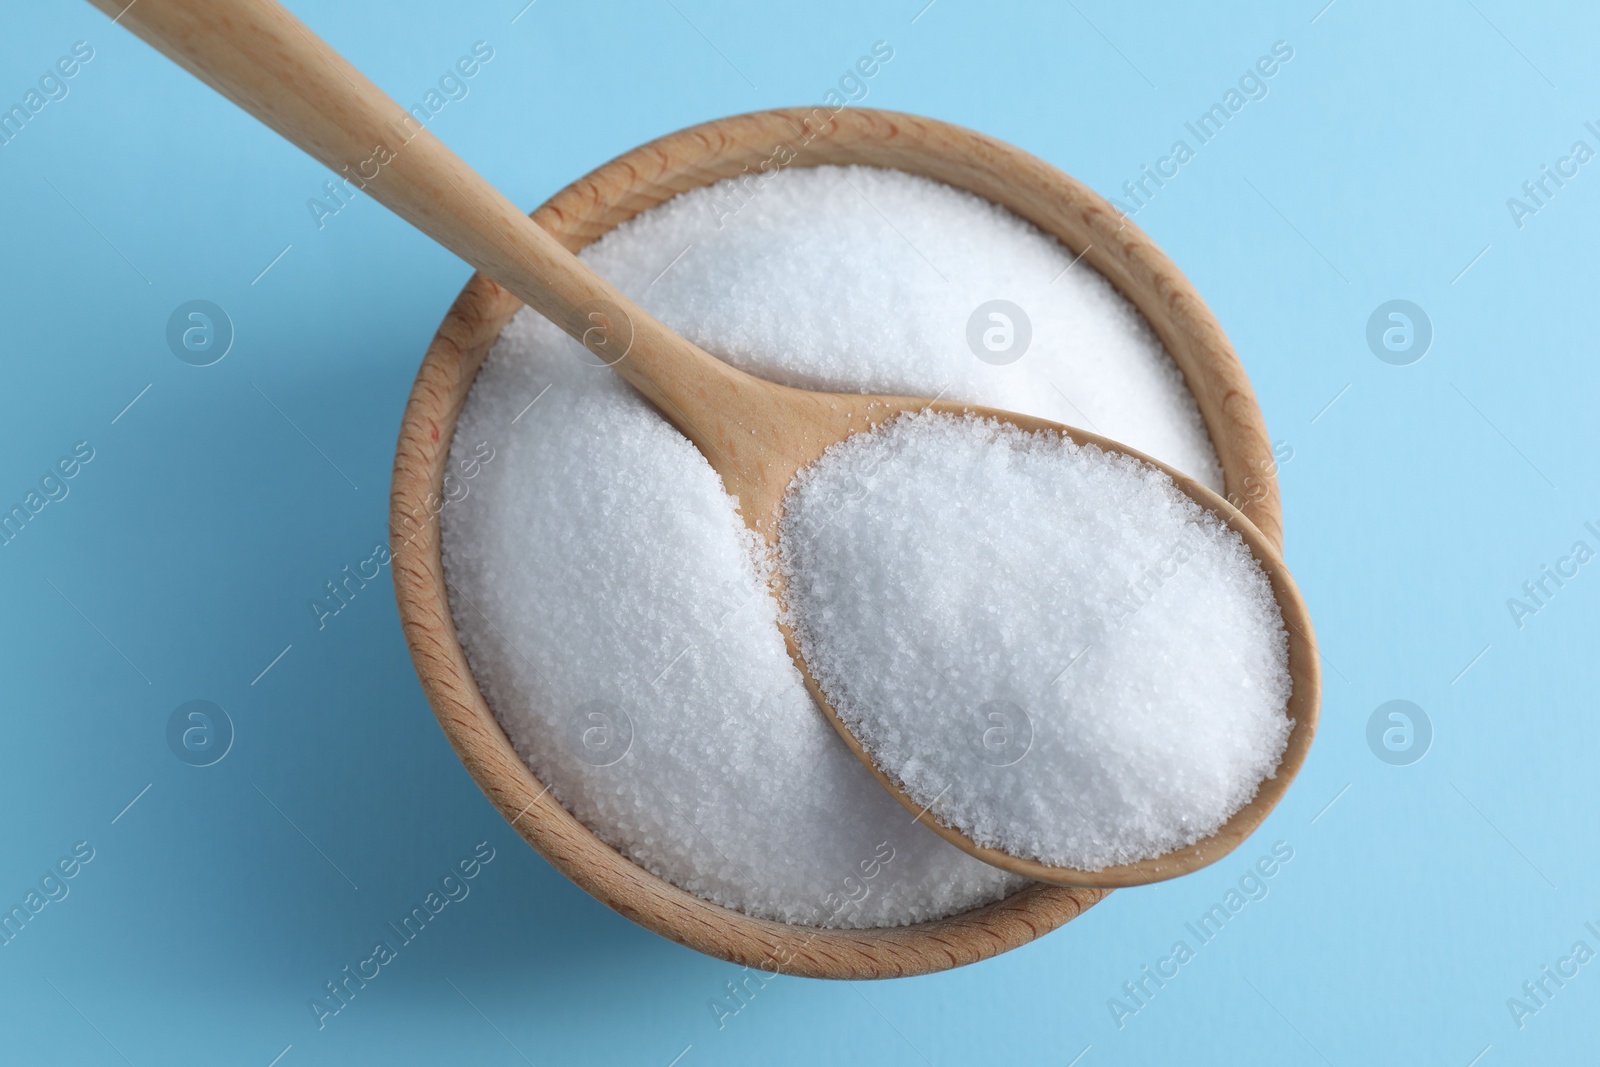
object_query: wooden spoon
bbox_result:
[94,0,1320,888]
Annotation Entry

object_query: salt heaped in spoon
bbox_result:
[778,411,1293,871]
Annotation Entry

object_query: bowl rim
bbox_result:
[389,106,1288,980]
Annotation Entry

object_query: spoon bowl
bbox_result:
[629,344,1321,885]
[769,398,1320,887]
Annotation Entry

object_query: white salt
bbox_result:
[442,165,1229,926]
[780,412,1292,871]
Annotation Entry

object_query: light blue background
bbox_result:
[2,1,1596,1063]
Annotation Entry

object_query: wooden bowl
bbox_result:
[391,108,1287,979]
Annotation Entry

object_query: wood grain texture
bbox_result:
[392,108,1295,977]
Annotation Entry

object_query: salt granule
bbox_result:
[780,412,1292,871]
[443,165,1230,926]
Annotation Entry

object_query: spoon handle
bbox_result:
[88,0,746,430]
